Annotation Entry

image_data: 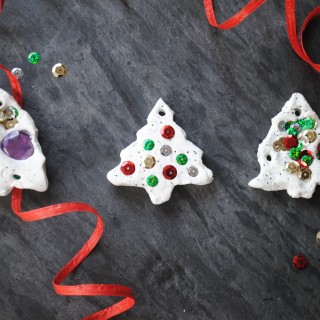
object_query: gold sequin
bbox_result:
[52,63,67,78]
[305,130,317,143]
[298,168,312,181]
[142,155,156,169]
[285,162,299,174]
[4,119,18,129]
[273,138,284,152]
[0,110,5,123]
[316,231,320,245]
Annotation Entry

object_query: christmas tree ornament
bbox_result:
[107,99,213,205]
[0,65,135,319]
[249,93,320,198]
[0,88,48,196]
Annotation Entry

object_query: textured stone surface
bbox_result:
[0,0,320,319]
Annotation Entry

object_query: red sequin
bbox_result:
[307,150,314,159]
[283,135,298,150]
[163,165,177,180]
[297,150,314,168]
[317,143,320,152]
[161,125,175,139]
[297,159,308,169]
[121,161,135,175]
[293,255,308,270]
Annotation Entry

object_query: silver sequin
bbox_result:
[11,68,24,80]
[4,107,16,120]
[290,123,301,133]
[278,121,286,132]
[160,145,172,156]
[299,135,309,147]
[188,166,199,177]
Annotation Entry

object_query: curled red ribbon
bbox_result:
[1,0,319,72]
[0,64,135,319]
[1,0,320,72]
[204,0,320,73]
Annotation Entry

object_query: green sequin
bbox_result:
[176,154,188,165]
[13,175,21,180]
[299,118,315,130]
[301,155,313,166]
[304,118,315,130]
[289,148,300,160]
[287,127,297,136]
[12,107,19,118]
[28,52,40,64]
[297,141,303,150]
[317,153,320,160]
[146,175,158,187]
[143,139,155,151]
[285,121,293,130]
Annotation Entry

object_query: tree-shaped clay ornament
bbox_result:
[0,88,48,196]
[107,99,213,204]
[249,93,320,198]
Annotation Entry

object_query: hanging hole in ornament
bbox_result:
[295,108,301,116]
[159,109,166,116]
[266,155,271,161]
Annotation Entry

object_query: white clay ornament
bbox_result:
[107,99,213,204]
[249,93,320,198]
[0,88,48,196]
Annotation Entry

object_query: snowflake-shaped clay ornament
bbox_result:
[0,88,48,196]
[249,93,320,198]
[107,99,213,204]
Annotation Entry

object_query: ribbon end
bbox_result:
[0,0,5,12]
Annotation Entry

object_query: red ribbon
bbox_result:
[285,0,320,73]
[1,1,319,72]
[204,0,266,30]
[1,64,135,319]
[0,64,23,106]
[204,0,320,73]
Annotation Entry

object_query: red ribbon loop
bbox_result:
[204,0,266,30]
[204,0,320,72]
[1,1,320,72]
[285,0,320,73]
[11,188,135,320]
[0,63,135,319]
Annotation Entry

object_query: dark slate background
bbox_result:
[0,0,320,319]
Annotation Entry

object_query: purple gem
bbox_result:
[1,131,34,160]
